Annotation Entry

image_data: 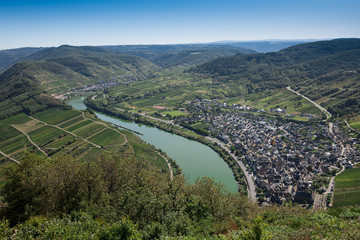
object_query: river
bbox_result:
[69,96,238,193]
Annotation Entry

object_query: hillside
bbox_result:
[102,44,257,68]
[0,62,64,119]
[25,45,160,81]
[0,45,161,119]
[191,38,360,117]
[0,47,43,73]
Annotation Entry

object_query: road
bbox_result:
[12,124,49,157]
[81,112,128,149]
[0,150,20,164]
[344,119,358,132]
[156,151,174,181]
[286,87,349,210]
[30,116,102,149]
[205,137,257,203]
[286,86,332,119]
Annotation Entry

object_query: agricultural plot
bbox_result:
[58,115,83,128]
[77,148,103,162]
[0,107,170,179]
[350,121,360,130]
[245,89,323,116]
[33,108,81,125]
[28,125,67,147]
[0,135,30,155]
[333,168,360,206]
[88,128,125,147]
[0,113,31,124]
[44,134,77,149]
[0,125,31,155]
[72,123,105,138]
[65,119,93,132]
[132,143,168,171]
[14,120,44,134]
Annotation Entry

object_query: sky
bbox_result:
[1,0,360,49]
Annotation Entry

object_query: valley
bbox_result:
[0,38,359,239]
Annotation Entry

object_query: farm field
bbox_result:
[237,89,324,118]
[333,167,360,206]
[99,73,323,122]
[0,107,170,183]
[350,121,360,130]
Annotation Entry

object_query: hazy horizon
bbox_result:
[0,38,334,51]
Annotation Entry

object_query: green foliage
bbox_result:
[0,214,141,240]
[0,153,249,237]
[1,153,360,238]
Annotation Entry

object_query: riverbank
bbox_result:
[84,98,248,194]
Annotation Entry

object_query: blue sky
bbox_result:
[1,0,359,49]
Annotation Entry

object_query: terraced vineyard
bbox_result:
[0,107,170,182]
[333,167,360,206]
[99,72,323,122]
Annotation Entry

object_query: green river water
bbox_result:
[69,96,238,193]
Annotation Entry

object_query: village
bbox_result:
[179,99,360,204]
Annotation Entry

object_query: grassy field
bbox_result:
[333,168,360,206]
[163,110,187,117]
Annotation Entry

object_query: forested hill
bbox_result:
[0,45,160,119]
[190,39,360,117]
[192,38,360,77]
[24,45,160,77]
[102,44,257,68]
[0,47,43,73]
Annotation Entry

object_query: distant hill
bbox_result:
[21,45,160,93]
[0,62,64,119]
[0,47,43,73]
[209,40,316,53]
[0,45,160,118]
[102,44,257,68]
[191,38,360,117]
[0,43,256,72]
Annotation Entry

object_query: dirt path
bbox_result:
[286,86,332,119]
[29,116,102,149]
[344,119,358,132]
[156,151,173,181]
[81,112,128,148]
[0,150,20,164]
[12,124,49,157]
